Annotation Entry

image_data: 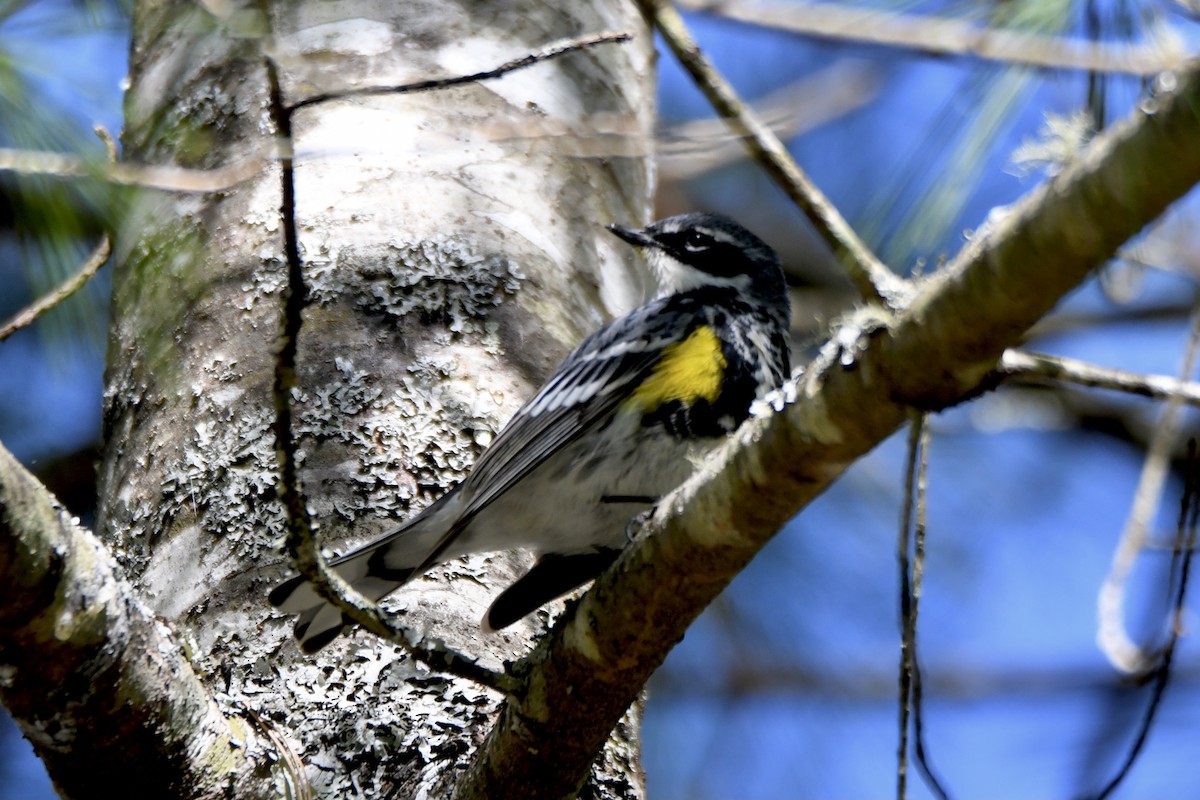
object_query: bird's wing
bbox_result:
[412,296,699,567]
[466,297,695,515]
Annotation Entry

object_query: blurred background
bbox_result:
[2,1,1199,797]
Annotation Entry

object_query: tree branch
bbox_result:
[680,0,1189,76]
[0,145,266,192]
[0,441,279,798]
[999,348,1200,406]
[0,236,111,343]
[1096,303,1200,673]
[898,415,949,800]
[1087,442,1200,800]
[267,25,642,699]
[264,51,517,693]
[286,30,632,112]
[458,58,1200,799]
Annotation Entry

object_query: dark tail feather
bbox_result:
[269,517,445,651]
[268,573,310,608]
[483,549,620,631]
[298,617,348,654]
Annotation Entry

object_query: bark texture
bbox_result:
[0,441,282,799]
[98,1,654,796]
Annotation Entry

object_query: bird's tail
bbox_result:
[269,511,449,653]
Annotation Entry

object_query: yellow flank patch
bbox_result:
[625,325,726,411]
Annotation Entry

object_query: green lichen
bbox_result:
[306,235,524,335]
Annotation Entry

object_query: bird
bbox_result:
[270,212,791,652]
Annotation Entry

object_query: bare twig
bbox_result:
[0,146,266,192]
[1097,301,1200,673]
[1,32,625,196]
[94,124,118,162]
[0,122,121,344]
[898,415,951,800]
[263,53,516,694]
[680,0,1190,76]
[641,0,906,305]
[999,349,1200,407]
[241,708,313,800]
[0,34,608,202]
[1086,442,1200,800]
[909,419,948,800]
[897,418,918,800]
[286,30,632,112]
[0,235,111,343]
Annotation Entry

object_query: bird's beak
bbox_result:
[606,223,659,249]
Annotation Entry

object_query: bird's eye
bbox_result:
[682,231,711,252]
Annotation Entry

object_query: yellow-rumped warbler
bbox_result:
[271,213,791,651]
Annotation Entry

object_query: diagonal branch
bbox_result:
[458,58,1200,800]
[642,0,905,304]
[0,441,280,798]
[264,52,517,693]
[0,235,111,343]
[265,29,636,694]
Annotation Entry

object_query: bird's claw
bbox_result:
[626,506,657,542]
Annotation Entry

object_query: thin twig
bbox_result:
[0,146,266,192]
[0,32,627,195]
[680,0,1189,76]
[898,414,951,800]
[1097,301,1200,673]
[642,0,905,305]
[0,235,111,343]
[241,707,313,800]
[0,123,120,343]
[897,417,920,800]
[263,53,516,694]
[999,349,1200,407]
[2,30,622,193]
[94,124,118,162]
[1086,441,1200,800]
[287,30,632,112]
[909,419,949,800]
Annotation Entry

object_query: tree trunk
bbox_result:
[98,0,654,796]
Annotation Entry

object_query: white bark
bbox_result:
[99,1,654,796]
